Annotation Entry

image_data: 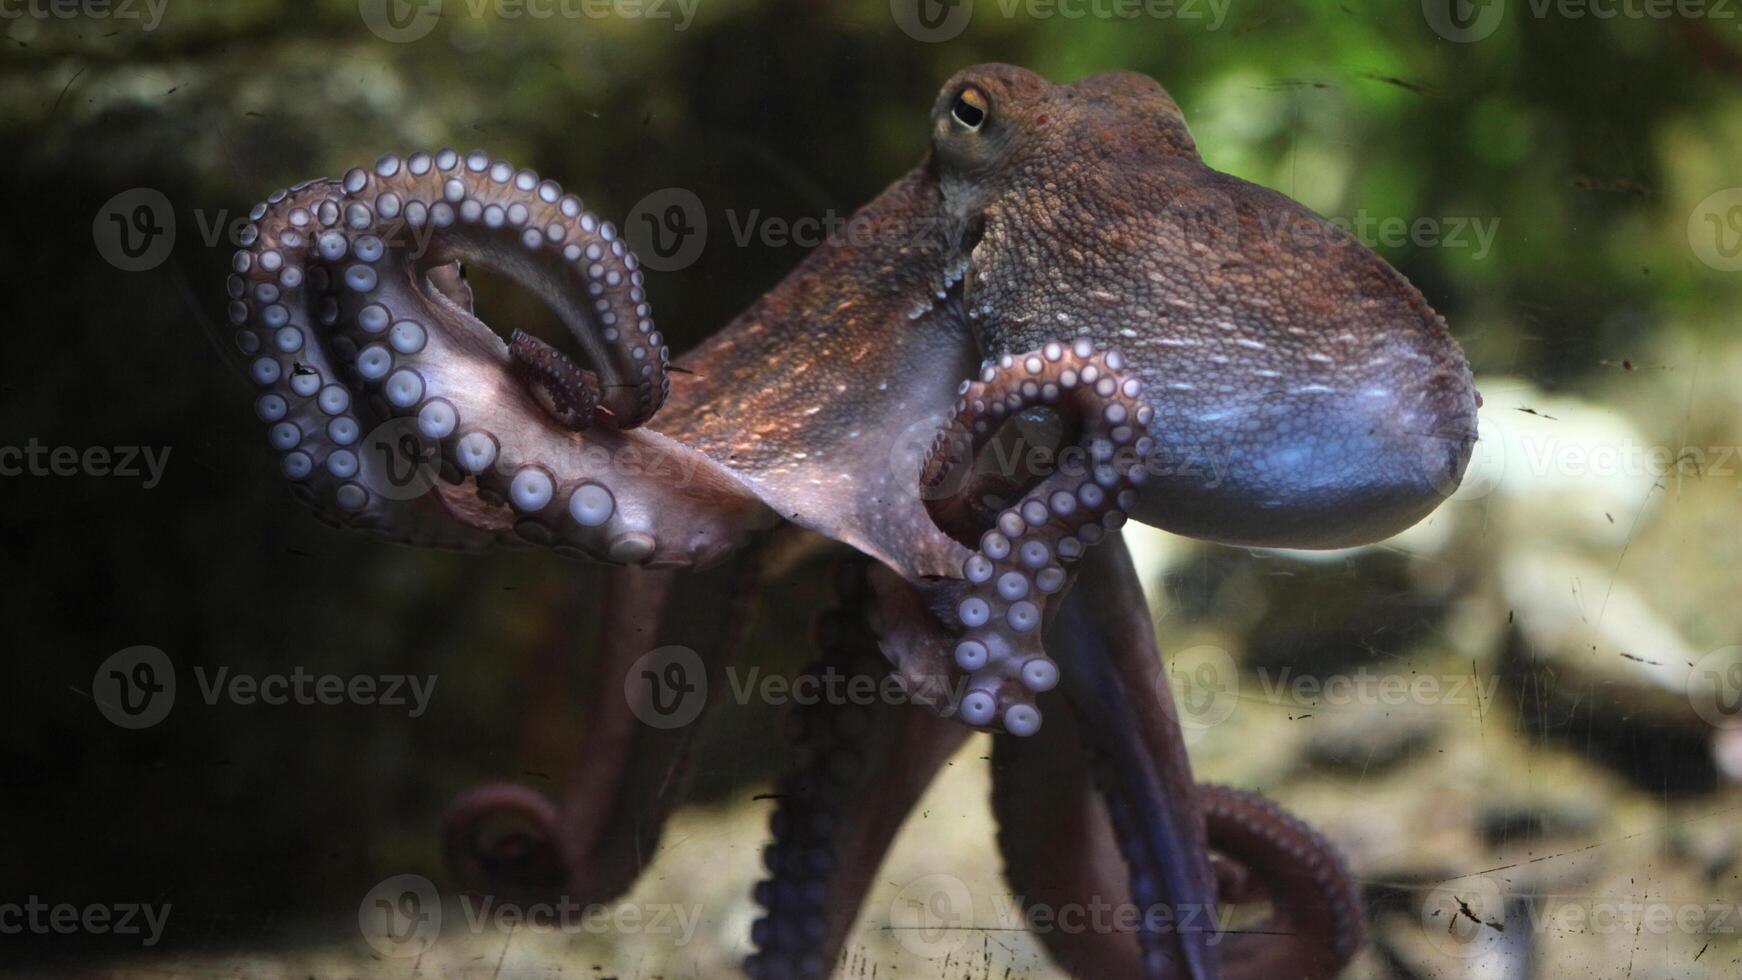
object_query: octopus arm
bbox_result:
[995,536,1363,980]
[226,151,774,568]
[444,554,763,904]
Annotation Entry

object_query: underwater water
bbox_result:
[3,2,1741,978]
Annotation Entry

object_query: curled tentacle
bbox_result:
[1197,784,1366,980]
[995,537,1364,980]
[232,149,664,429]
[443,554,762,906]
[509,329,597,431]
[442,782,568,899]
[228,151,767,567]
[919,339,1154,736]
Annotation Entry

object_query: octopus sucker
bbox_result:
[508,329,598,431]
[918,339,1152,737]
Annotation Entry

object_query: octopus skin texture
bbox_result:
[221,63,1477,980]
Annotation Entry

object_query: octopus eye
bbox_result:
[951,87,988,131]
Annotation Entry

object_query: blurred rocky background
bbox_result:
[3,1,1741,977]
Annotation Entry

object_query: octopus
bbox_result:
[221,64,1478,979]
